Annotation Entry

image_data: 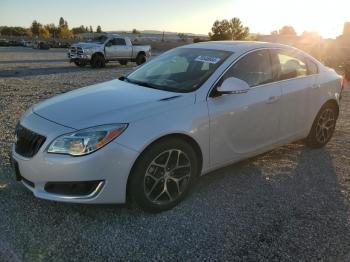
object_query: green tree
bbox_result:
[132,28,140,34]
[96,25,102,33]
[279,26,297,35]
[227,18,249,40]
[0,26,29,36]
[89,26,93,33]
[209,18,249,41]
[59,17,65,27]
[31,20,42,37]
[72,25,88,35]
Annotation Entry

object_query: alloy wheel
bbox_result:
[315,108,335,144]
[143,149,191,205]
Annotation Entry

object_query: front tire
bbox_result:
[74,61,87,67]
[306,103,338,148]
[135,53,146,65]
[90,54,105,68]
[129,138,199,213]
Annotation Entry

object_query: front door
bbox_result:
[208,49,282,166]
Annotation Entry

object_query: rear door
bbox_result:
[271,49,319,140]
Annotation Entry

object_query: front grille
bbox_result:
[15,125,46,158]
[77,47,83,55]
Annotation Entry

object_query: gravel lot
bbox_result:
[1,47,350,261]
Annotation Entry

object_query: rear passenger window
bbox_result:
[277,52,307,80]
[307,60,319,75]
[221,50,273,87]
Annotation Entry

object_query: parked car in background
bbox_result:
[33,41,50,50]
[12,42,343,212]
[68,34,151,68]
[24,41,33,47]
[0,39,9,46]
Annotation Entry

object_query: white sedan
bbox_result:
[12,41,343,212]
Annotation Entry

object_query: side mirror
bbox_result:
[217,77,249,94]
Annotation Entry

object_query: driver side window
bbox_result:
[220,50,273,87]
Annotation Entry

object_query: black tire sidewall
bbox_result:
[91,54,105,68]
[130,138,199,213]
[306,103,337,148]
[136,54,146,65]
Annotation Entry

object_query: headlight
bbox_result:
[47,124,128,156]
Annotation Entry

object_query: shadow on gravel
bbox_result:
[0,59,67,64]
[0,66,95,77]
[1,143,350,261]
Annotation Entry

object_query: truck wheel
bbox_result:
[136,53,146,65]
[119,60,128,66]
[91,54,105,68]
[74,61,87,67]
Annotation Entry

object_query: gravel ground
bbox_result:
[0,47,350,261]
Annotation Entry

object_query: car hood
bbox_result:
[33,79,195,130]
[71,42,102,49]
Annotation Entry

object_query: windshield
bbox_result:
[126,48,232,92]
[88,36,108,44]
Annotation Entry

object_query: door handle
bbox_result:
[266,96,279,104]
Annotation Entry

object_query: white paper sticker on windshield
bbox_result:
[195,55,221,64]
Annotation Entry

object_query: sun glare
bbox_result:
[223,0,349,38]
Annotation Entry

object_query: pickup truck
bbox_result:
[68,34,151,68]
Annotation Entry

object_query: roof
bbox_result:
[184,41,292,53]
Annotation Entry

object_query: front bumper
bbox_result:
[12,112,139,204]
[68,52,91,62]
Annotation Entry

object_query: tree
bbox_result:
[59,26,73,39]
[89,26,93,33]
[132,28,140,34]
[227,18,249,40]
[177,33,188,42]
[72,25,88,35]
[270,30,278,35]
[209,17,249,41]
[31,20,42,37]
[59,17,65,27]
[44,23,59,38]
[96,25,102,33]
[0,26,29,36]
[39,27,50,38]
[279,26,297,35]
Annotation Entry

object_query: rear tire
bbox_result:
[306,103,338,148]
[135,53,146,65]
[91,54,105,68]
[129,138,199,213]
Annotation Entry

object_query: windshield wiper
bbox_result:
[124,77,163,90]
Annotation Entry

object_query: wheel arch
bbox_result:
[92,52,105,59]
[126,133,203,201]
[137,51,146,57]
[323,99,340,119]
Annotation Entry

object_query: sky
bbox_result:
[0,0,349,38]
